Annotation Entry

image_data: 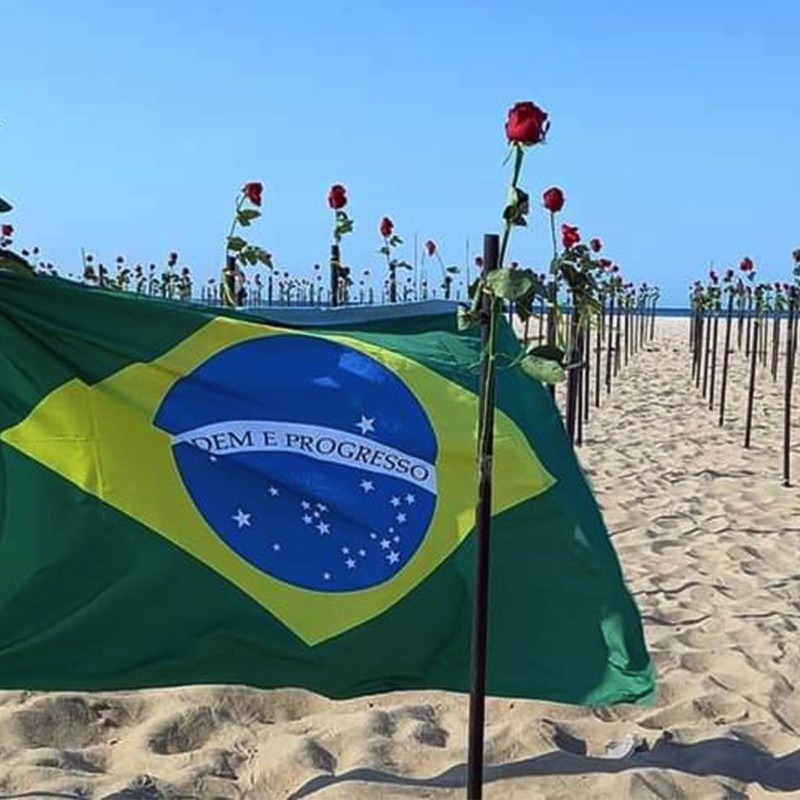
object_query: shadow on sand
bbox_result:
[288,735,800,798]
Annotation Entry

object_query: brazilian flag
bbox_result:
[0,274,653,705]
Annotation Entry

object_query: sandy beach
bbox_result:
[0,317,798,800]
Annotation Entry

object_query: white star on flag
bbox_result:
[380,538,391,550]
[406,493,416,504]
[396,512,407,523]
[317,521,330,535]
[356,415,375,435]
[232,509,251,528]
[387,550,401,565]
[360,479,375,493]
[302,514,313,525]
[390,496,401,508]
[346,557,357,569]
[268,486,280,497]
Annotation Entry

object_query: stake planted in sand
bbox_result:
[784,288,798,486]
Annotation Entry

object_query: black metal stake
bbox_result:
[771,313,781,382]
[466,234,499,800]
[719,294,734,427]
[744,315,760,449]
[702,311,712,399]
[709,313,719,411]
[784,292,798,487]
[583,326,591,424]
[594,300,603,408]
[605,295,615,394]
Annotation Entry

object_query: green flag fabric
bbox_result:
[0,274,654,705]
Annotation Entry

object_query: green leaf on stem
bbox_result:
[227,236,247,252]
[456,306,479,332]
[335,215,354,237]
[378,246,391,256]
[503,186,530,227]
[484,267,534,301]
[257,249,273,267]
[446,266,460,274]
[393,260,413,270]
[520,355,567,384]
[526,343,565,363]
[389,235,403,247]
[236,209,261,226]
[0,197,12,213]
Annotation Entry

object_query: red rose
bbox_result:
[380,216,394,238]
[242,181,263,207]
[740,256,754,272]
[505,101,549,145]
[599,258,612,269]
[1,224,13,237]
[561,223,580,249]
[590,237,602,253]
[542,187,564,213]
[328,184,347,210]
[424,239,436,257]
[474,255,484,268]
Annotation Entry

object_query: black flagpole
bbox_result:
[466,233,499,800]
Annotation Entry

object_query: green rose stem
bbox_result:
[222,194,246,307]
[545,204,560,400]
[784,287,798,486]
[497,144,523,271]
[718,286,735,426]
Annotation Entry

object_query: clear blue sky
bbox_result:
[3,0,799,306]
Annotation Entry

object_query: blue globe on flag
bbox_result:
[155,334,439,592]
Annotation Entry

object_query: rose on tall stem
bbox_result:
[328,184,353,305]
[378,217,412,303]
[223,181,272,307]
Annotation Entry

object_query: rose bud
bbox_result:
[542,187,565,213]
[561,223,581,249]
[590,237,602,253]
[1,223,13,237]
[505,101,549,145]
[424,239,436,257]
[327,184,348,210]
[242,181,263,206]
[380,216,394,238]
[740,257,754,272]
